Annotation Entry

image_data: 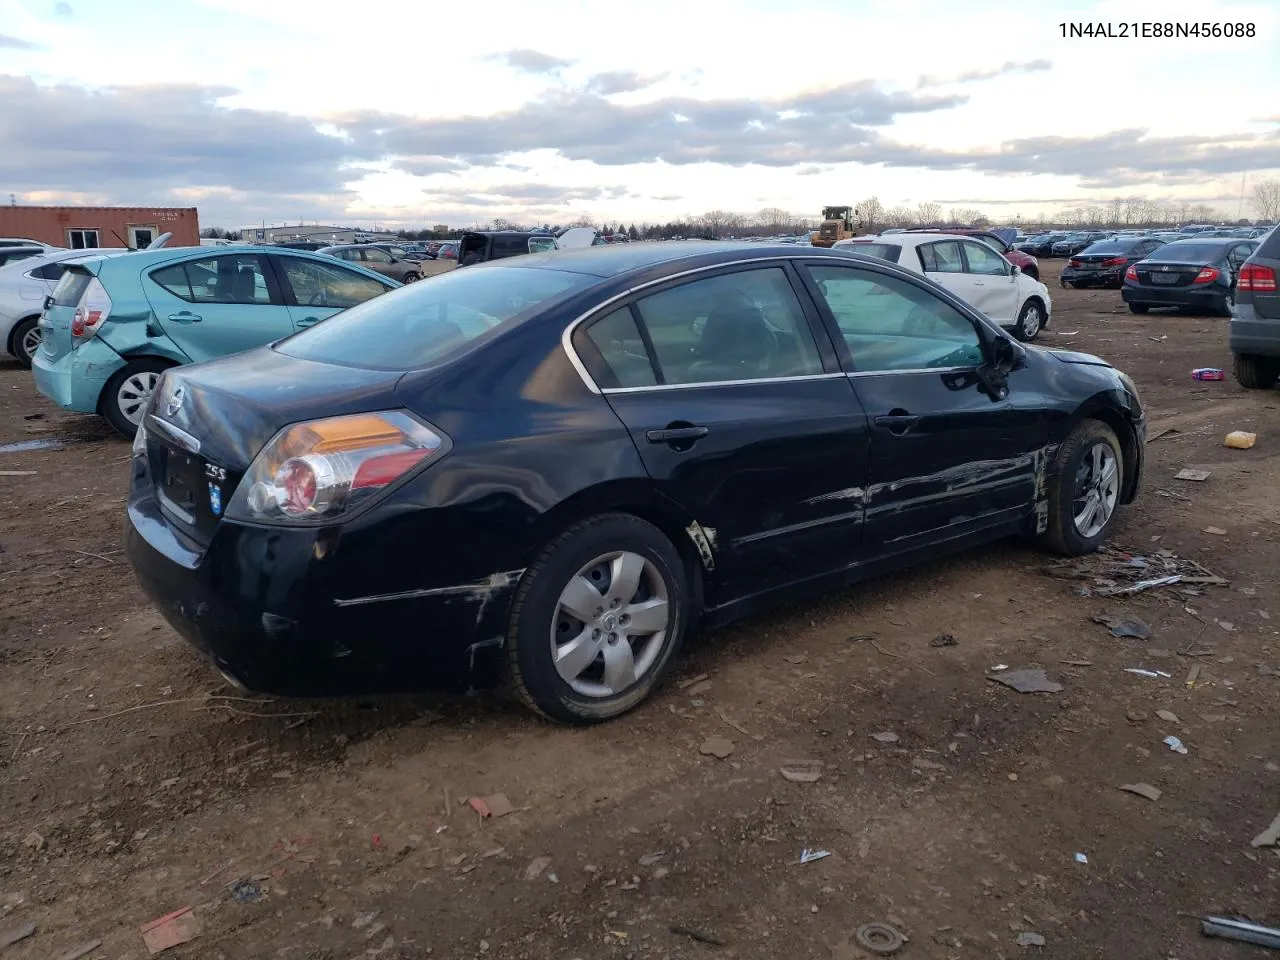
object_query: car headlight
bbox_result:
[1118,371,1141,404]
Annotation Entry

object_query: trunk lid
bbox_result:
[37,265,96,363]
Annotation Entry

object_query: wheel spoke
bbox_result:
[554,627,601,683]
[608,552,644,605]
[1091,443,1105,479]
[1100,455,1118,490]
[600,637,637,692]
[623,597,669,635]
[558,575,604,622]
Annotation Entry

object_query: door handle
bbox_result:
[296,316,320,327]
[167,311,202,323]
[874,413,920,436]
[646,425,709,444]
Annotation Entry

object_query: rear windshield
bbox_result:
[1150,242,1227,263]
[847,242,902,263]
[276,265,594,371]
[51,268,90,307]
[1080,240,1136,254]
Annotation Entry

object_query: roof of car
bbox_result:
[839,233,985,249]
[1159,237,1244,246]
[490,240,886,279]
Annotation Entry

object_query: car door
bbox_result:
[269,254,393,330]
[144,252,292,362]
[573,263,871,601]
[359,247,397,278]
[799,262,1049,558]
[959,240,1019,323]
[916,240,983,309]
[1226,242,1256,288]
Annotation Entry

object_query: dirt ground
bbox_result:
[2,259,1278,960]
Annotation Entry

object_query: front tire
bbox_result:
[10,317,41,368]
[1217,289,1235,318]
[507,514,689,724]
[1128,303,1149,315]
[1013,298,1045,342]
[101,358,172,438]
[1234,353,1280,390]
[402,272,420,283]
[1039,420,1124,556]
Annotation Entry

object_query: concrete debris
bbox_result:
[870,732,899,743]
[1250,811,1280,848]
[0,922,36,948]
[1016,932,1047,947]
[699,736,735,759]
[779,760,824,783]
[1156,709,1180,723]
[524,856,552,881]
[988,668,1063,694]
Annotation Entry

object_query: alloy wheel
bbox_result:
[19,324,42,363]
[117,371,160,425]
[1021,303,1043,338]
[550,550,670,698]
[1072,441,1119,538]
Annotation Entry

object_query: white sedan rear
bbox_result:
[835,233,1052,341]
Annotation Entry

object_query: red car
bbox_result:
[904,228,1040,281]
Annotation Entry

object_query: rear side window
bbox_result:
[493,236,530,256]
[277,266,594,370]
[29,262,67,281]
[631,267,823,385]
[151,254,272,305]
[918,241,964,273]
[584,308,657,388]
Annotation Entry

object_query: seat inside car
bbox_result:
[686,301,778,381]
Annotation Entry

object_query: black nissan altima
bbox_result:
[126,242,1146,723]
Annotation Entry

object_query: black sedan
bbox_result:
[125,243,1146,723]
[1061,236,1168,289]
[1122,237,1258,316]
[1018,232,1070,257]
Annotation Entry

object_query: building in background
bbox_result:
[0,206,199,249]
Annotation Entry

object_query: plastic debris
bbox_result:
[870,731,899,743]
[798,848,831,864]
[1125,668,1171,678]
[1250,811,1280,848]
[140,907,201,955]
[699,737,735,759]
[990,663,1010,672]
[1175,468,1212,481]
[1164,735,1188,755]
[1118,783,1163,802]
[855,921,907,955]
[1093,614,1153,639]
[1075,852,1089,864]
[1016,932,1047,947]
[779,760,824,783]
[988,668,1063,694]
[1225,431,1257,449]
[1202,916,1280,950]
[0,922,36,948]
[1191,368,1225,381]
[930,633,958,648]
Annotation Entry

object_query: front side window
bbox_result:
[277,257,389,309]
[362,248,393,264]
[151,254,272,305]
[632,267,823,385]
[962,241,1009,276]
[277,265,594,371]
[806,265,984,373]
[917,241,964,274]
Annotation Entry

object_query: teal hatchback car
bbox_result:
[33,246,399,435]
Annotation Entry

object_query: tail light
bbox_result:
[1125,265,1139,281]
[1068,258,1082,268]
[1102,257,1127,267]
[1193,266,1220,285]
[224,411,447,524]
[1238,263,1277,292]
[70,278,112,340]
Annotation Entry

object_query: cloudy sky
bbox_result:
[1,0,1278,229]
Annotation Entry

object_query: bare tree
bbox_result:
[1252,179,1280,222]
[1188,203,1220,223]
[857,196,885,232]
[697,210,734,237]
[568,215,596,228]
[945,207,982,226]
[885,205,915,227]
[490,217,521,231]
[916,201,943,226]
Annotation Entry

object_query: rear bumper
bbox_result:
[125,482,520,697]
[31,338,122,413]
[1062,267,1125,287]
[1229,307,1280,357]
[1121,284,1226,310]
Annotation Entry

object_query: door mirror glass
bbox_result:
[1010,264,1021,276]
[991,336,1018,373]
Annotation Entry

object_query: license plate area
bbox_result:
[1150,273,1180,285]
[157,445,205,526]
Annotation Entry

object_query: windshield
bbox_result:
[276,266,594,371]
[1149,242,1228,263]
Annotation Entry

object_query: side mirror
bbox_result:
[1010,264,1021,276]
[991,336,1019,373]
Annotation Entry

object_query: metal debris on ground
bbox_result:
[1046,544,1227,598]
[1118,782,1163,802]
[779,760,824,783]
[669,924,727,947]
[855,922,907,955]
[1092,615,1153,639]
[1201,916,1280,950]
[798,848,831,864]
[988,668,1063,694]
[930,633,958,647]
[139,907,201,955]
[699,736,735,759]
[1016,932,1047,947]
[1163,735,1188,755]
[1250,811,1280,848]
[1175,468,1212,481]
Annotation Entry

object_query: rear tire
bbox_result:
[101,358,173,438]
[10,316,41,368]
[1039,420,1124,557]
[1128,303,1149,315]
[507,513,689,724]
[1234,353,1280,390]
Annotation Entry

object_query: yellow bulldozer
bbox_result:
[810,205,864,247]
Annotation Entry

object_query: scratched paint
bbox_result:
[1032,444,1059,533]
[333,569,526,608]
[803,486,865,506]
[685,521,716,571]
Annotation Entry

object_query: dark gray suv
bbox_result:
[1229,226,1280,388]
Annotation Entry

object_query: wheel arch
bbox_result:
[95,354,181,416]
[1064,396,1141,504]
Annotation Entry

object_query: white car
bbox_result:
[0,248,125,366]
[835,233,1052,341]
[0,237,59,251]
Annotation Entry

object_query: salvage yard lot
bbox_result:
[1,259,1278,959]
